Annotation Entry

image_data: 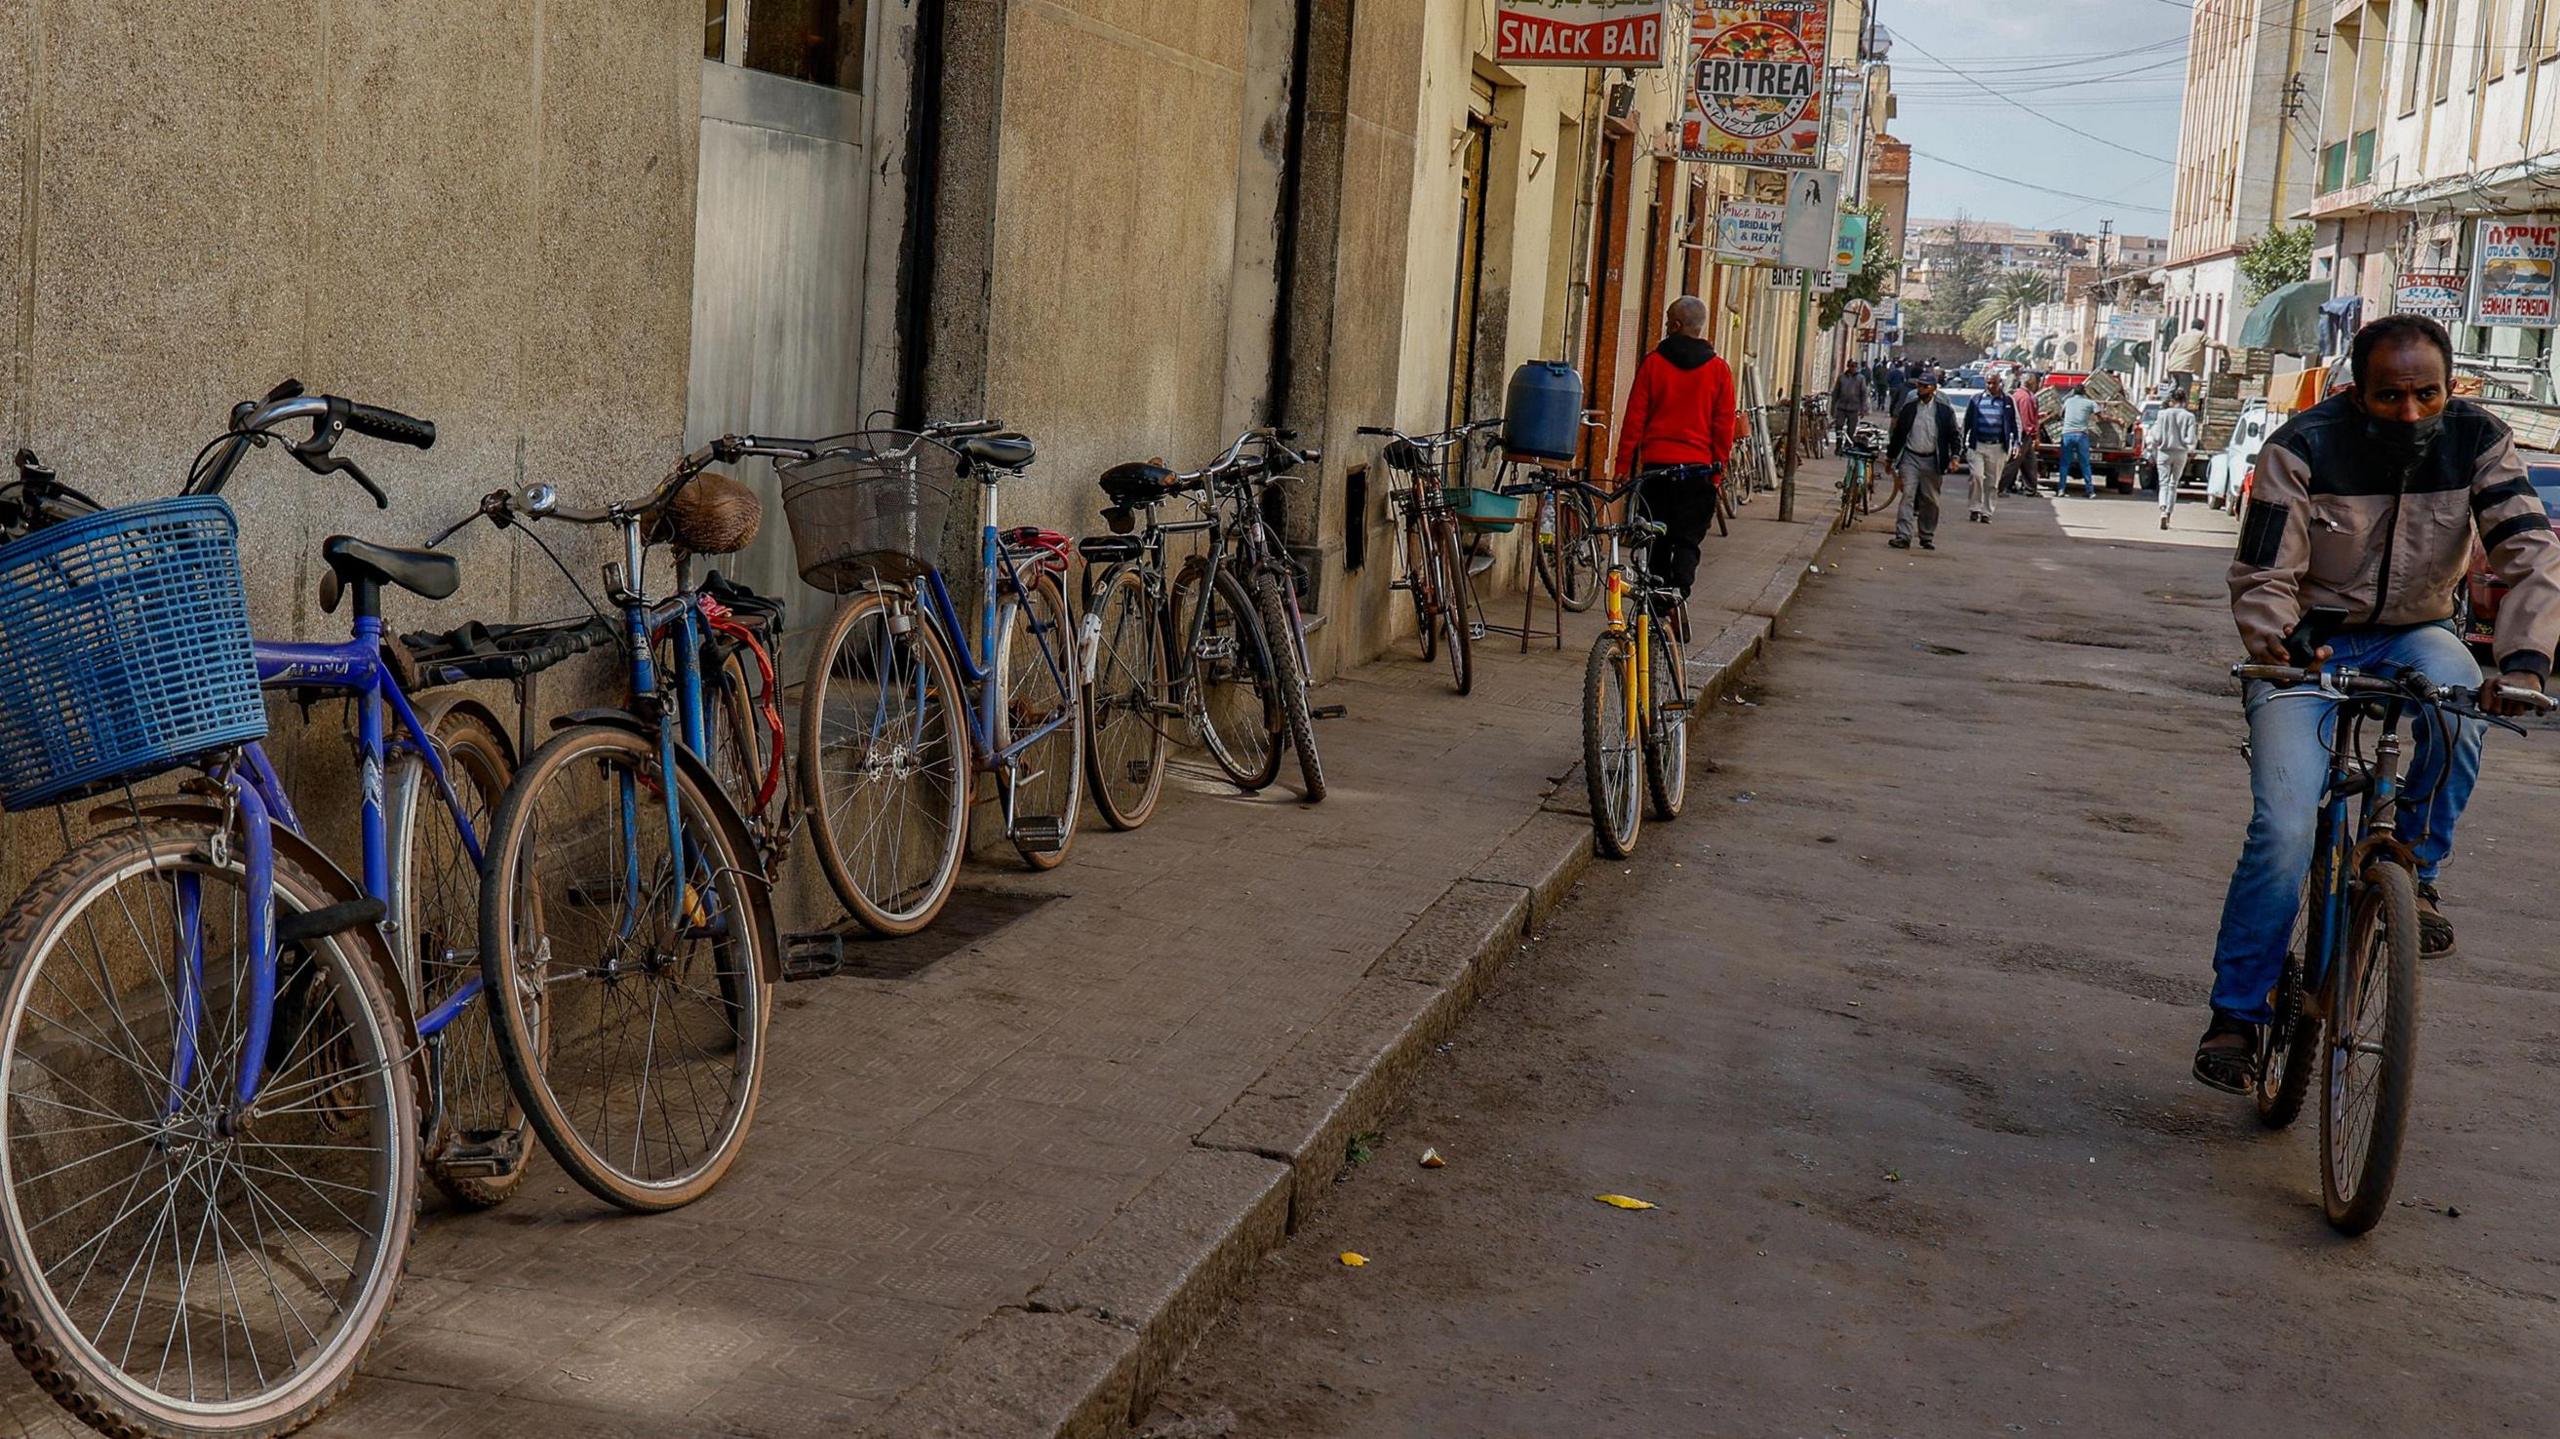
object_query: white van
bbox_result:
[2207,401,2276,511]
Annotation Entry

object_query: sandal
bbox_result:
[2416,882,2454,957]
[2192,1011,2262,1095]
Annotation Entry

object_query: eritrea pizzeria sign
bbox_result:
[1496,1,1676,67]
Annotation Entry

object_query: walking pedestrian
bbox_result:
[1961,374,2022,524]
[2150,392,2200,529]
[1887,360,1913,418]
[2005,377,2044,495]
[1886,371,1959,551]
[2058,385,2102,498]
[2161,318,2223,400]
[1829,361,1868,451]
[1614,295,1737,600]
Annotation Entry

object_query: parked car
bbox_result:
[2460,453,2560,661]
[2208,400,2276,512]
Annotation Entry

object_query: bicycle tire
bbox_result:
[480,724,769,1212]
[1559,496,1601,613]
[799,589,971,936]
[1083,563,1169,831]
[993,567,1085,869]
[0,820,415,1438]
[1643,619,1688,821]
[1254,571,1328,802]
[1175,562,1283,792]
[1406,512,1439,665]
[2255,874,2320,1130]
[391,699,540,1210]
[1582,632,1641,858]
[2320,862,2420,1235]
[1432,516,1474,697]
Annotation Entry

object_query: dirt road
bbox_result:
[1144,494,2560,1438]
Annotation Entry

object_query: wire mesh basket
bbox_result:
[0,496,266,811]
[778,431,963,592]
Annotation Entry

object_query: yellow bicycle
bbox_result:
[1577,470,1692,857]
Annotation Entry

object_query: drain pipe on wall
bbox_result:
[1561,68,1606,375]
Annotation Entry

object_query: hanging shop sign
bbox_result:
[1777,169,1840,271]
[1715,200,1788,262]
[1675,3,1832,171]
[1833,211,1869,273]
[1495,0,1676,66]
[2469,217,2557,327]
[2394,270,2467,324]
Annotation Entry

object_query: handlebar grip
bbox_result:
[340,401,437,451]
[1355,426,1393,437]
[928,419,1003,438]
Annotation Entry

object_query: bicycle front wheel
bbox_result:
[1404,514,1439,665]
[1174,562,1282,791]
[1582,633,1642,858]
[994,567,1085,869]
[0,821,415,1437]
[1643,619,1688,821]
[2320,862,2420,1235]
[1432,517,1474,697]
[801,590,971,936]
[1254,572,1328,802]
[1558,496,1601,613]
[480,725,770,1212]
[1084,564,1170,831]
[390,698,538,1209]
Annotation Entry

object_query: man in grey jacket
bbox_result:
[2193,315,2560,1093]
[1885,373,1959,552]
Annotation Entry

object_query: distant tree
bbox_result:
[2238,224,2315,305]
[1917,212,1992,333]
[1962,269,2056,348]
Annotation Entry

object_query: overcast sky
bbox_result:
[1879,0,2193,239]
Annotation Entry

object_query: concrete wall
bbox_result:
[0,1,704,889]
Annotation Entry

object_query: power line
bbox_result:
[1907,145,2174,213]
[2149,0,2539,54]
[1887,29,2178,165]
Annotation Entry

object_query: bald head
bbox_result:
[1667,296,1707,337]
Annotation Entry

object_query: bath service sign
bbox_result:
[2469,218,2557,327]
[1677,3,1832,170]
[1495,1,1676,66]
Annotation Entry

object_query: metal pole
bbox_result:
[1782,279,1811,521]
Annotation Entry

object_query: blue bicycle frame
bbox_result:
[911,490,1075,774]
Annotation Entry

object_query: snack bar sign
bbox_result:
[1495,1,1675,67]
[1678,3,1832,170]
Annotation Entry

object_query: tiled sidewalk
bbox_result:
[0,490,1836,1439]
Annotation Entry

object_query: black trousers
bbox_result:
[1638,464,1719,597]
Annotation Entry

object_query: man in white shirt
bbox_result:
[2150,396,2201,529]
[2058,387,2102,499]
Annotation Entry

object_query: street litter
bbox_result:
[1594,1194,1656,1211]
[1420,1148,1446,1168]
[1339,1252,1369,1267]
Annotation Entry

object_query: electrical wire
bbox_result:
[1908,145,2174,212]
[1887,28,2178,165]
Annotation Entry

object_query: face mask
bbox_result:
[2363,411,2444,465]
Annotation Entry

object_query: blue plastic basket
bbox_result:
[0,497,267,812]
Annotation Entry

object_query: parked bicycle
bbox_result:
[2229,659,2552,1235]
[449,443,787,1214]
[1835,423,1888,534]
[0,384,458,1435]
[1360,419,1500,695]
[1575,470,1693,858]
[786,423,1085,936]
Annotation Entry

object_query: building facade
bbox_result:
[2164,0,2318,348]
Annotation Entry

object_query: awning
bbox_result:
[2093,339,2153,374]
[2034,337,2057,359]
[2239,279,2327,356]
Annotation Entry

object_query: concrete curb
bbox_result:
[876,523,1834,1439]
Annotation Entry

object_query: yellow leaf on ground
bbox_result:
[1419,1148,1446,1168]
[1594,1193,1657,1211]
[1339,1251,1369,1267]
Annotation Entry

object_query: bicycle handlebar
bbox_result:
[187,382,440,512]
[2232,662,2559,721]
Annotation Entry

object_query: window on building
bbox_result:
[2540,0,2560,57]
[2479,0,2504,83]
[2402,0,2429,110]
[2431,0,2457,101]
[704,0,868,92]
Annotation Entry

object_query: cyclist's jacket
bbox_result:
[1617,334,1738,476]
[2231,394,2560,676]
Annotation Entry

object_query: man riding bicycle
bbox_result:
[2195,314,2560,1092]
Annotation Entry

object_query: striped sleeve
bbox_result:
[2473,431,2560,676]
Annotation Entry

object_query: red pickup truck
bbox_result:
[2030,371,2144,490]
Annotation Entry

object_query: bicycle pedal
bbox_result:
[1148,700,1186,717]
[1011,816,1068,853]
[1310,704,1348,721]
[782,931,848,982]
[1659,700,1695,716]
[435,1132,525,1178]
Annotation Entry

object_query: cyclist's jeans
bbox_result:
[2208,622,2486,1022]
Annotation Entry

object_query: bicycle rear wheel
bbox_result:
[1557,494,1601,613]
[800,590,971,936]
[0,821,414,1437]
[1643,619,1688,821]
[993,567,1084,869]
[1404,510,1439,665]
[1174,562,1282,791]
[1432,516,1474,697]
[390,699,539,1209]
[1582,633,1642,858]
[480,724,770,1212]
[1254,571,1328,802]
[2320,863,2420,1235]
[1083,564,1170,831]
[2255,869,2320,1130]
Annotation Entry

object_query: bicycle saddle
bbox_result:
[959,434,1037,472]
[322,535,460,601]
[1099,461,1176,506]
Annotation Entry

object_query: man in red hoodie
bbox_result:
[1614,295,1738,598]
